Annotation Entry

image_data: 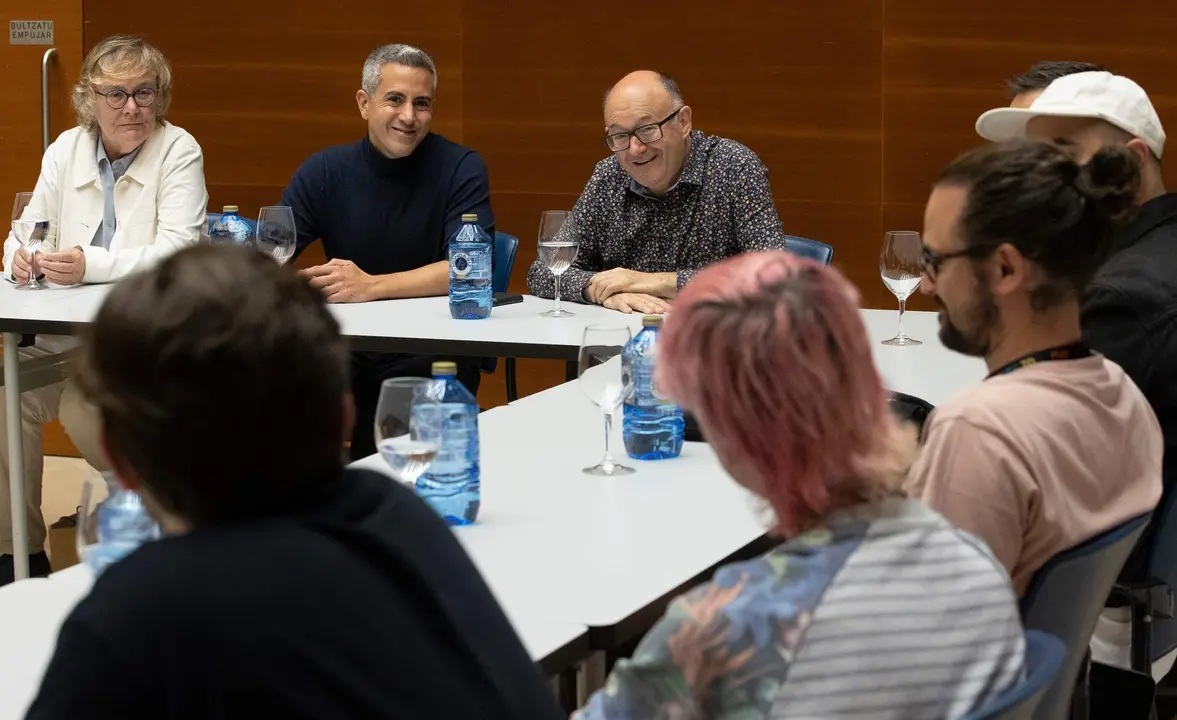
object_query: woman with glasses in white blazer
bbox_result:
[0,35,208,583]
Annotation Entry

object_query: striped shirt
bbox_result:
[576,497,1025,719]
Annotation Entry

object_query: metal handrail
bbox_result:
[42,48,57,151]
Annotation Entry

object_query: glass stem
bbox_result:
[897,298,906,338]
[553,274,563,313]
[602,409,614,465]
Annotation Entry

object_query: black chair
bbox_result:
[1020,513,1151,720]
[963,631,1068,720]
[888,391,935,436]
[1112,487,1177,674]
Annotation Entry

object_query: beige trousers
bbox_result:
[0,344,106,555]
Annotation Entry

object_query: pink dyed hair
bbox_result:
[657,251,915,536]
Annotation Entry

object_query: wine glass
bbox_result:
[11,192,44,290]
[538,210,579,318]
[12,219,51,290]
[880,231,923,346]
[579,325,635,476]
[374,378,444,485]
[256,205,297,265]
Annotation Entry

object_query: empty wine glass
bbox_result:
[579,325,635,476]
[11,219,51,290]
[256,205,297,265]
[880,231,923,346]
[538,210,579,318]
[374,378,444,485]
[11,192,44,289]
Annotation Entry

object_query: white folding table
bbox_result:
[0,285,639,580]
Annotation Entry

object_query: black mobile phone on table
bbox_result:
[493,292,523,307]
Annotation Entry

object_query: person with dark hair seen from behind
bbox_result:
[1004,60,1106,108]
[525,70,786,315]
[24,245,563,720]
[976,73,1177,674]
[281,43,490,460]
[576,251,1025,718]
[906,140,1162,598]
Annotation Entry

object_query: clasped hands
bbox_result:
[299,258,375,304]
[11,246,86,286]
[584,268,675,315]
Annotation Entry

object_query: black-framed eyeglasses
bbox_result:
[604,108,683,152]
[921,244,996,279]
[93,87,157,110]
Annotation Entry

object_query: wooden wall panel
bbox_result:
[1,0,83,216]
[3,0,84,458]
[68,0,1177,415]
[883,0,1177,314]
[84,0,464,228]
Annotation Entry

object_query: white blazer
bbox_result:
[4,121,208,284]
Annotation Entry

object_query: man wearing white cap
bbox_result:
[976,71,1177,680]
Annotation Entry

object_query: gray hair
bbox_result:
[361,44,437,95]
[602,72,684,109]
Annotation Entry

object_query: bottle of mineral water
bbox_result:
[415,362,480,525]
[84,472,161,576]
[448,214,493,319]
[208,205,253,248]
[623,316,684,460]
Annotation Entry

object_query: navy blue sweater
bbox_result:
[281,133,494,274]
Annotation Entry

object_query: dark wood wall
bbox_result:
[67,0,1177,413]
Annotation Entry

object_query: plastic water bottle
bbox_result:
[448,213,492,319]
[208,205,253,248]
[623,316,684,460]
[415,362,480,525]
[84,473,161,576]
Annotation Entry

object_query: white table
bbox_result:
[0,284,641,358]
[354,397,773,652]
[860,308,986,407]
[0,283,638,580]
[513,308,986,410]
[0,565,588,718]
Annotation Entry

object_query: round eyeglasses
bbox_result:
[93,87,157,110]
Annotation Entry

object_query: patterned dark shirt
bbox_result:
[526,130,786,301]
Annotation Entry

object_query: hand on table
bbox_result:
[602,292,670,315]
[39,247,86,286]
[10,247,37,285]
[586,268,675,303]
[300,258,376,304]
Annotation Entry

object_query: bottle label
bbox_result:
[450,252,472,280]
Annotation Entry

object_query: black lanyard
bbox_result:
[986,342,1094,379]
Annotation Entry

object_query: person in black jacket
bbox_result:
[25,244,563,720]
[976,70,1177,674]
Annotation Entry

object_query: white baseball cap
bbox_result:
[975,71,1166,159]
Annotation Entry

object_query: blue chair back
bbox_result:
[480,231,521,376]
[492,231,519,293]
[963,631,1067,720]
[1020,513,1150,720]
[784,235,833,266]
[205,212,258,236]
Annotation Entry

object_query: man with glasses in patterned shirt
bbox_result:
[526,70,786,314]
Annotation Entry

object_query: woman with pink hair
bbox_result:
[575,251,1025,719]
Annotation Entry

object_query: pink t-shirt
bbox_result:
[905,355,1162,594]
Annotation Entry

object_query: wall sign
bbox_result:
[9,20,54,45]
